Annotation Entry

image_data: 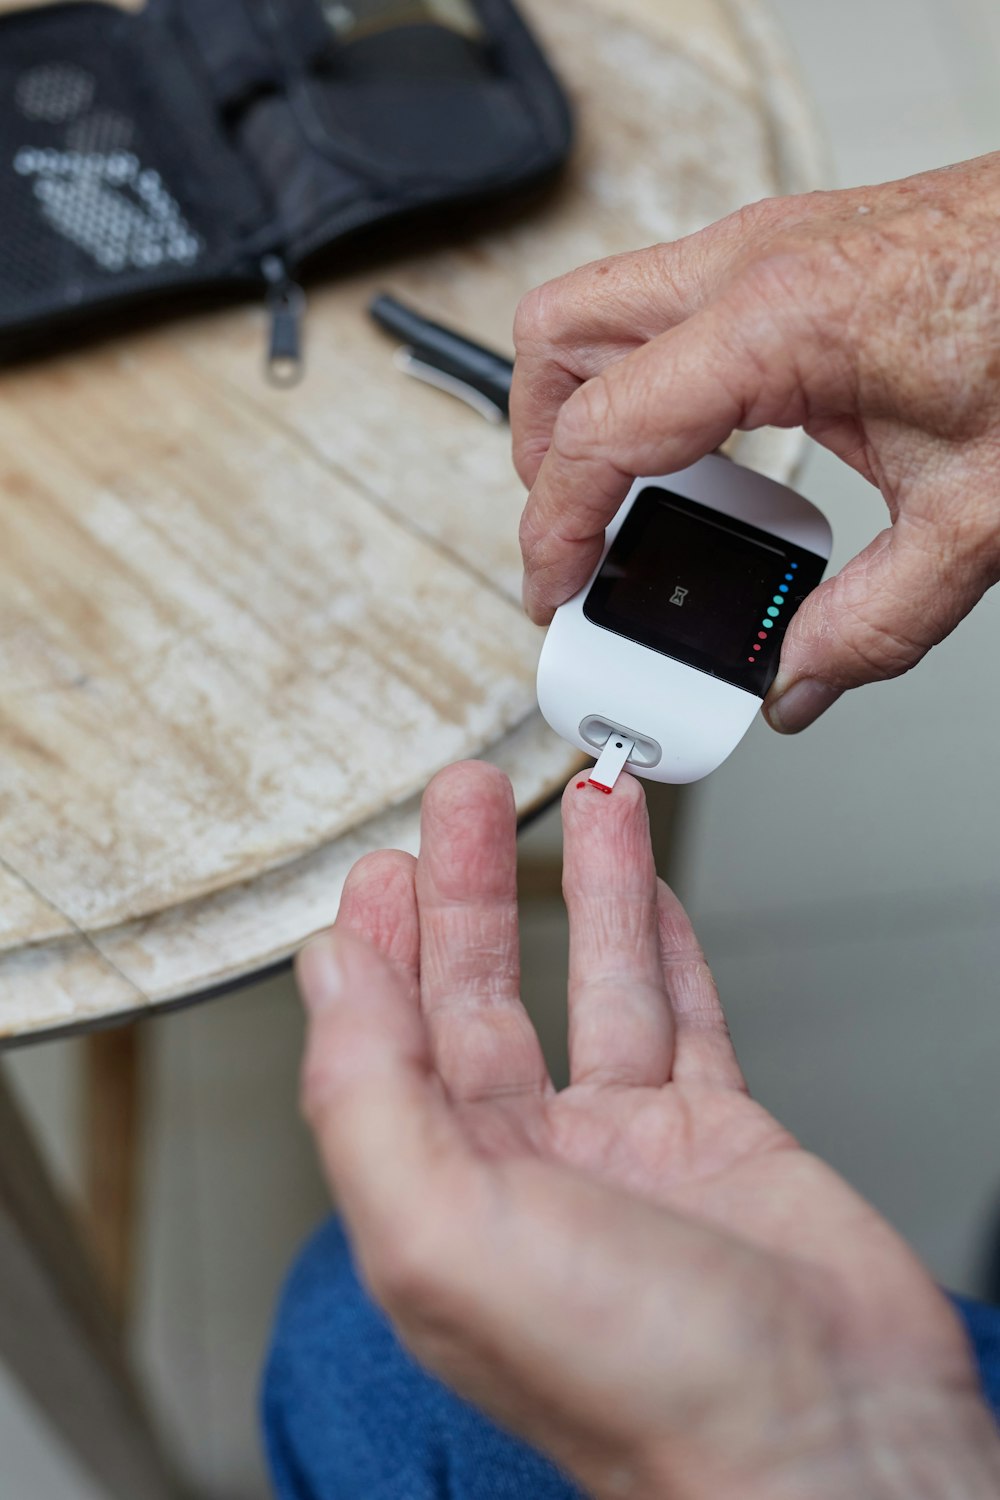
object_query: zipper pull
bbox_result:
[262,255,305,388]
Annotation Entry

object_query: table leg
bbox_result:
[0,1064,192,1500]
[83,1025,143,1327]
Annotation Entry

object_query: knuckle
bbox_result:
[513,431,551,485]
[425,759,510,821]
[737,244,818,311]
[344,848,413,901]
[907,497,997,580]
[518,501,538,558]
[728,244,855,409]
[721,188,836,253]
[552,375,615,461]
[847,620,925,678]
[519,520,544,583]
[815,586,926,683]
[730,193,786,239]
[513,279,563,351]
[514,256,623,352]
[710,194,797,265]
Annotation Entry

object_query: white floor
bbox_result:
[3,1,1000,1495]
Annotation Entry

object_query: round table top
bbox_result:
[0,0,823,1042]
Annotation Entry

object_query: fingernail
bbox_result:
[765,679,842,735]
[296,934,342,1012]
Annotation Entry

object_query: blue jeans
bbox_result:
[262,1218,1000,1500]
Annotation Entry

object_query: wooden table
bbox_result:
[0,1,823,1495]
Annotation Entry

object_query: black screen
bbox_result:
[584,488,826,698]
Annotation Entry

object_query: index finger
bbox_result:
[519,287,816,623]
[561,771,673,1088]
[510,234,735,493]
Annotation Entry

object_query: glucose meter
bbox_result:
[536,453,833,785]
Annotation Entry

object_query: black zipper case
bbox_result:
[0,0,573,366]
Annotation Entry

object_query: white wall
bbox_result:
[677,0,1000,1294]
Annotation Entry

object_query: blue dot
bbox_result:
[767,607,780,618]
[790,562,798,570]
[785,573,794,581]
[779,584,789,593]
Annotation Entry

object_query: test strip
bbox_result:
[588,735,636,793]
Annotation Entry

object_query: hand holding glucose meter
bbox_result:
[536,454,833,786]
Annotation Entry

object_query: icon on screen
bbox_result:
[670,586,689,607]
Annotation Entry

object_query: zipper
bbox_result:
[261,254,306,387]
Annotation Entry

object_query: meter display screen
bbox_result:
[583,487,827,697]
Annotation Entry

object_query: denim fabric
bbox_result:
[263,1217,1000,1500]
[953,1295,1000,1422]
[262,1219,583,1500]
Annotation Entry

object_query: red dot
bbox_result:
[576,781,587,789]
[758,631,768,640]
[747,656,755,663]
[753,644,762,651]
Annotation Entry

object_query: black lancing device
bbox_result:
[369,293,515,422]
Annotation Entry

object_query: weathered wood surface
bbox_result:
[0,0,824,1038]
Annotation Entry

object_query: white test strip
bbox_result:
[588,735,636,793]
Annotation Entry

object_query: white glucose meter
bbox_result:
[536,453,833,785]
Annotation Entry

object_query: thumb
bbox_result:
[297,929,469,1250]
[764,516,988,733]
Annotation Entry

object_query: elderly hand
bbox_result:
[297,761,999,1500]
[513,153,1000,733]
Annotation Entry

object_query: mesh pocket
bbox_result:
[0,7,261,341]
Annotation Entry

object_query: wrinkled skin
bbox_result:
[297,157,1000,1496]
[299,762,1000,1500]
[513,153,1000,732]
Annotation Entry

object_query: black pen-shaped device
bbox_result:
[369,293,515,424]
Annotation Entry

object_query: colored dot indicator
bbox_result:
[772,596,784,606]
[758,631,768,640]
[762,619,773,628]
[747,657,755,663]
[779,584,789,593]
[753,644,762,651]
[785,573,794,581]
[767,606,780,618]
[790,562,798,570]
